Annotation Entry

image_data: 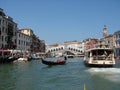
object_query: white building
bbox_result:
[114,30,120,57]
[0,8,17,49]
[46,41,85,57]
[16,30,31,52]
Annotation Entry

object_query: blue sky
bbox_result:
[1,0,120,44]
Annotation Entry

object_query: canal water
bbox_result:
[0,57,120,90]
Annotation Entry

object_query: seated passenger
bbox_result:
[57,58,62,62]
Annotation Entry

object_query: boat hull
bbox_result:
[84,61,114,67]
[41,59,66,65]
[0,57,17,63]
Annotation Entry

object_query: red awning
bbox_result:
[0,50,10,52]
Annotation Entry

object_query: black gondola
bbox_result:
[41,58,66,65]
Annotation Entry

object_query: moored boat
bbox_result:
[84,47,115,67]
[0,50,17,63]
[31,55,41,60]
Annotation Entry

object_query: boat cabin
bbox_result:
[86,48,113,60]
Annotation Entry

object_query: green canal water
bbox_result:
[0,57,120,90]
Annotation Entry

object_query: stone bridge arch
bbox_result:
[47,47,83,57]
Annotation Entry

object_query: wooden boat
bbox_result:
[84,47,115,67]
[41,58,66,65]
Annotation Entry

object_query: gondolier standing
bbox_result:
[64,56,67,60]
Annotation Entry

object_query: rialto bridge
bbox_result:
[46,41,85,57]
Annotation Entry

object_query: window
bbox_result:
[116,34,118,39]
[2,27,4,33]
[5,28,7,33]
[119,34,120,38]
[24,41,25,45]
[19,40,20,45]
[0,28,1,35]
[119,41,120,46]
[5,36,7,42]
[2,36,3,41]
[19,33,20,37]
[0,19,1,25]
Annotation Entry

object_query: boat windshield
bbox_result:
[92,49,113,60]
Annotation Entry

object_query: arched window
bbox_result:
[69,47,70,50]
[51,49,53,52]
[56,48,58,51]
[48,50,50,52]
[74,49,75,51]
[60,47,61,50]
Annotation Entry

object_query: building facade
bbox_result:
[31,34,41,52]
[19,28,33,51]
[39,40,45,52]
[0,8,17,49]
[16,30,31,52]
[114,30,120,57]
[84,38,99,50]
[100,25,115,48]
[19,28,45,53]
[100,34,114,48]
[0,8,46,53]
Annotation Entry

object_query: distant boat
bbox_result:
[31,55,41,60]
[41,58,66,65]
[67,55,74,58]
[84,47,115,67]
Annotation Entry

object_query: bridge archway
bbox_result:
[47,47,83,57]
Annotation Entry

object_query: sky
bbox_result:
[0,0,120,44]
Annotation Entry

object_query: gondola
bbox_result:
[41,58,66,65]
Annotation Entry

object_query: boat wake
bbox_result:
[86,68,120,82]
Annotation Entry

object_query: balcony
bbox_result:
[7,30,14,36]
[7,37,12,43]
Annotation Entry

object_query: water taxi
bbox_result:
[84,47,115,67]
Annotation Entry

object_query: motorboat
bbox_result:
[84,47,115,67]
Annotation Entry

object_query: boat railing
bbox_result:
[93,56,112,60]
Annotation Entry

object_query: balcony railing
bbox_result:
[7,30,13,36]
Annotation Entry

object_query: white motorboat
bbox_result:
[84,47,115,67]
